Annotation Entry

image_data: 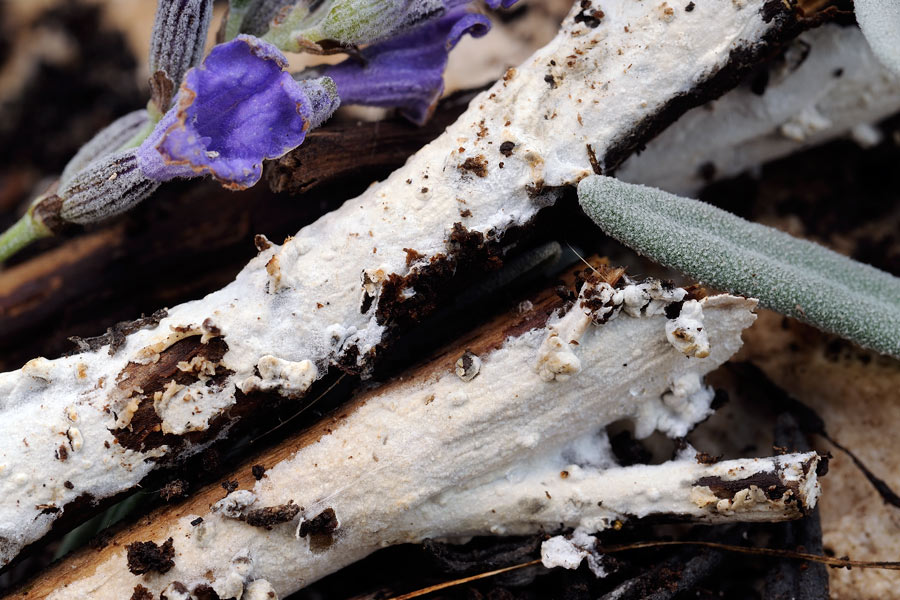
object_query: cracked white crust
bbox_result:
[618,25,900,195]
[0,0,796,568]
[39,291,784,600]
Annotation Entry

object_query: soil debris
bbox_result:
[245,501,301,530]
[126,537,175,575]
[298,508,339,537]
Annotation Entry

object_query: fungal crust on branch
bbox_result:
[18,275,819,600]
[617,25,900,195]
[0,0,804,569]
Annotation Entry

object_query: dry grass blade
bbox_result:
[386,541,900,599]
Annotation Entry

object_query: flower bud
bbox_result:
[235,0,290,37]
[149,0,214,112]
[59,150,160,225]
[263,0,445,53]
[60,110,150,186]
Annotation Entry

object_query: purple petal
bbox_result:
[324,10,490,126]
[445,0,521,10]
[138,35,339,189]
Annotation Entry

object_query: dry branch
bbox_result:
[7,267,820,599]
[0,0,807,569]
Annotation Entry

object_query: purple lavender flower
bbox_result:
[323,8,491,125]
[138,35,339,190]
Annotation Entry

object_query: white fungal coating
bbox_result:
[40,290,786,600]
[535,278,689,382]
[854,0,900,76]
[541,528,607,577]
[618,26,900,195]
[239,356,318,398]
[212,490,258,519]
[244,579,279,600]
[0,0,801,568]
[666,300,710,358]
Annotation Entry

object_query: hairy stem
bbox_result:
[0,212,50,264]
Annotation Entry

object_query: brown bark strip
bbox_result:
[266,91,476,195]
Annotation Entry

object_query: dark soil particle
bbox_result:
[574,0,604,28]
[245,501,301,530]
[192,584,221,600]
[190,517,203,526]
[403,247,424,267]
[160,581,189,600]
[664,301,684,319]
[298,508,339,537]
[459,155,489,178]
[695,451,722,465]
[251,464,266,480]
[126,537,176,575]
[130,584,154,600]
[499,141,516,157]
[160,479,187,501]
[221,480,239,494]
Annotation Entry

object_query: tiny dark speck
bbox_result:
[499,141,515,157]
[685,1,695,11]
[833,68,844,78]
[544,74,557,89]
[698,162,717,182]
[191,517,203,526]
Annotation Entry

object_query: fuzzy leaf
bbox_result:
[577,175,900,358]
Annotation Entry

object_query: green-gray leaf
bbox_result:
[577,175,900,358]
